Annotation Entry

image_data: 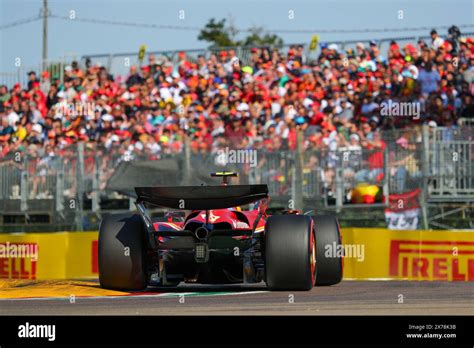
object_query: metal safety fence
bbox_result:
[1,127,472,231]
[0,59,68,88]
[427,129,474,202]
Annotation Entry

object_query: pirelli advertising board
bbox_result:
[0,232,97,280]
[0,229,472,281]
[341,229,474,281]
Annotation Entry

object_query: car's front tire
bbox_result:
[98,212,147,291]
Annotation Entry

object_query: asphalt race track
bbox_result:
[0,280,473,315]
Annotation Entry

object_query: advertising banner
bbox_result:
[0,228,472,281]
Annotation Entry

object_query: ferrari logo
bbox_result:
[200,211,220,223]
[209,211,220,222]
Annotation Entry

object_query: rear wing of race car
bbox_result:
[135,185,269,210]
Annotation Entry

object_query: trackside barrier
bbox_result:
[0,232,97,280]
[342,229,474,281]
[0,229,472,281]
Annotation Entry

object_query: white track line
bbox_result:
[343,278,398,281]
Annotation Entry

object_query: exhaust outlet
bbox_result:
[195,226,209,240]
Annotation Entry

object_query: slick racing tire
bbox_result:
[313,215,343,286]
[99,212,147,291]
[264,215,315,291]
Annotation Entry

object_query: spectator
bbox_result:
[430,29,445,50]
[418,62,440,95]
[27,71,39,91]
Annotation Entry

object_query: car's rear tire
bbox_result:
[264,215,315,291]
[98,212,147,291]
[314,215,343,286]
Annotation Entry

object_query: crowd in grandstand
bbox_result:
[0,27,472,199]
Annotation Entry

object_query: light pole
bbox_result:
[42,0,48,71]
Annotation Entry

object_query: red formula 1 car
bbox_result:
[98,172,343,291]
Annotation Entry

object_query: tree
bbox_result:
[241,27,284,47]
[197,18,237,48]
[198,18,284,48]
